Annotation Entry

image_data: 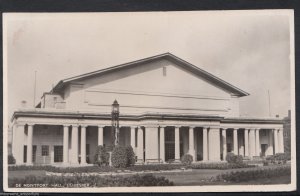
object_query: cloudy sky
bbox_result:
[4,10,293,120]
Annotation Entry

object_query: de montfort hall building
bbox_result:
[11,53,284,165]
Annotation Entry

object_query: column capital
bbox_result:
[63,124,71,128]
[81,125,87,128]
[174,125,181,128]
[72,124,79,128]
[159,125,166,128]
[27,123,35,126]
[97,125,105,128]
[189,126,196,129]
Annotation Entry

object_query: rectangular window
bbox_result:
[41,145,49,156]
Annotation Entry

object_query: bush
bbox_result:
[126,146,136,166]
[8,174,174,187]
[181,154,193,165]
[226,152,243,165]
[8,154,16,165]
[111,145,136,168]
[266,153,290,165]
[111,146,128,168]
[216,165,291,182]
[94,145,109,166]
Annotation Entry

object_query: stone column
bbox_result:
[203,127,208,161]
[175,126,180,161]
[255,129,260,156]
[130,126,136,150]
[274,129,279,154]
[137,127,144,162]
[208,127,221,161]
[145,126,159,162]
[159,126,165,163]
[80,125,87,165]
[71,125,79,164]
[233,128,238,155]
[63,125,69,164]
[98,126,104,146]
[249,129,255,158]
[278,128,284,153]
[188,126,195,161]
[14,124,25,164]
[268,129,274,155]
[222,128,227,161]
[244,129,249,157]
[26,124,34,165]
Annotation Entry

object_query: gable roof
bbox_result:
[51,53,249,97]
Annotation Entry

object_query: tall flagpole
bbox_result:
[33,71,37,107]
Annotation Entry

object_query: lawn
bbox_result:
[8,164,291,186]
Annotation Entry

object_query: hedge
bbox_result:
[188,162,254,170]
[8,162,254,173]
[8,174,174,187]
[216,165,291,182]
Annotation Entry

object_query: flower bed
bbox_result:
[215,165,291,182]
[8,174,174,187]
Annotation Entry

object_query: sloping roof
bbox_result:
[51,53,249,97]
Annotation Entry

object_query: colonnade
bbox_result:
[14,123,284,165]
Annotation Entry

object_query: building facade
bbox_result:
[11,53,284,165]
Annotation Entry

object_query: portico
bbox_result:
[11,111,284,166]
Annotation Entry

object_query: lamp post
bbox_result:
[111,100,120,146]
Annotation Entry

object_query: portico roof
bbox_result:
[12,109,283,124]
[51,53,249,97]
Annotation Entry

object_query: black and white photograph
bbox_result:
[3,10,296,192]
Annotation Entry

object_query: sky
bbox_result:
[4,10,293,121]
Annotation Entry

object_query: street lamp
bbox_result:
[111,100,120,146]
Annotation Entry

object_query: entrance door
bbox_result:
[261,144,268,157]
[54,146,63,162]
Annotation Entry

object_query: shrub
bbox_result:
[111,146,128,168]
[226,152,243,165]
[181,154,193,165]
[8,174,174,187]
[266,153,290,165]
[216,165,291,182]
[8,154,16,165]
[126,146,136,166]
[94,145,109,166]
